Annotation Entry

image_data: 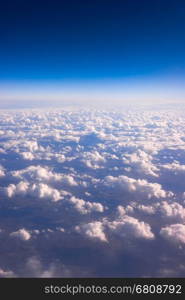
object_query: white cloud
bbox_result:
[12,165,62,182]
[160,224,185,245]
[81,151,106,169]
[0,165,5,177]
[6,181,29,198]
[10,228,31,241]
[11,165,78,188]
[106,215,155,240]
[137,204,156,215]
[22,140,42,152]
[69,196,104,214]
[31,183,62,202]
[21,152,35,160]
[159,201,185,222]
[75,215,155,243]
[75,221,107,242]
[103,175,171,199]
[117,205,126,216]
[123,150,159,177]
[162,161,185,173]
[6,181,62,202]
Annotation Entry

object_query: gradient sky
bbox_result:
[0,0,185,108]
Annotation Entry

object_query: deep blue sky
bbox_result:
[0,0,185,107]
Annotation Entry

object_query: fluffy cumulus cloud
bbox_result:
[75,215,154,243]
[0,108,185,277]
[160,224,185,245]
[69,196,104,214]
[75,221,107,242]
[6,181,29,198]
[31,183,62,202]
[159,201,185,222]
[81,150,106,169]
[136,204,156,215]
[103,175,172,199]
[12,165,77,186]
[106,215,155,240]
[10,228,31,241]
[162,161,185,173]
[123,150,159,177]
[6,181,62,202]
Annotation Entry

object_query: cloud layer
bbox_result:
[0,107,185,277]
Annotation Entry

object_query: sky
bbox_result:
[1,1,185,278]
[0,0,185,108]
